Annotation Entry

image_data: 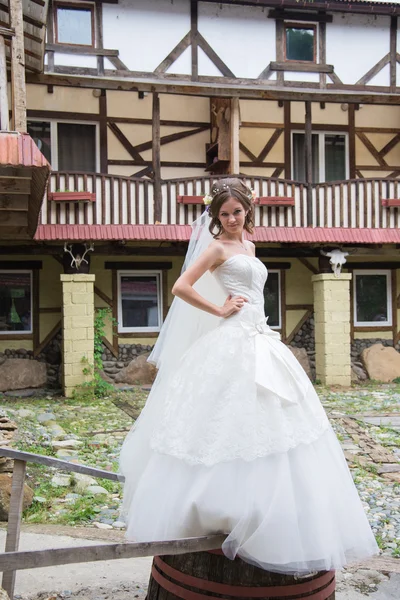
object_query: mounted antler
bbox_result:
[63,243,94,270]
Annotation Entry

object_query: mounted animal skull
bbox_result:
[64,243,94,270]
[320,248,349,278]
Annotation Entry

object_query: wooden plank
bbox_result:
[99,91,108,173]
[101,335,118,358]
[33,320,61,358]
[111,269,118,354]
[45,44,118,57]
[283,101,291,179]
[268,9,332,22]
[390,17,397,91]
[94,285,113,307]
[382,199,400,207]
[239,142,258,162]
[348,104,356,179]
[177,195,203,204]
[392,269,397,345]
[191,0,198,80]
[0,212,28,227]
[32,270,40,354]
[2,460,26,598]
[305,101,312,226]
[230,98,240,174]
[152,92,162,223]
[197,32,235,78]
[0,447,122,481]
[356,132,388,167]
[286,309,312,345]
[319,21,326,89]
[132,126,209,154]
[46,1,54,72]
[257,129,283,162]
[275,19,284,86]
[107,123,146,163]
[298,257,318,275]
[105,262,173,271]
[9,0,27,132]
[154,32,191,74]
[270,62,334,74]
[356,52,390,85]
[0,535,227,573]
[95,1,104,76]
[379,133,400,159]
[25,71,400,105]
[0,177,31,194]
[107,55,129,71]
[0,35,9,130]
[286,304,314,311]
[258,197,294,206]
[257,64,272,80]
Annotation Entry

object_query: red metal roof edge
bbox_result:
[34,224,400,244]
[0,132,51,170]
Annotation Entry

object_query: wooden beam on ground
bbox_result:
[9,0,27,132]
[0,35,9,130]
[0,535,227,573]
[152,92,162,222]
[2,460,26,598]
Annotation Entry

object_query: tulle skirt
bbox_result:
[120,316,378,574]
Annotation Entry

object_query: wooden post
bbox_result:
[95,1,104,77]
[152,92,162,222]
[283,101,291,179]
[2,460,26,599]
[348,104,356,179]
[230,97,240,174]
[191,0,198,81]
[99,90,108,173]
[305,101,313,226]
[9,0,27,132]
[390,16,397,92]
[0,35,9,130]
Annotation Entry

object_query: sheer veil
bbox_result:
[148,210,226,380]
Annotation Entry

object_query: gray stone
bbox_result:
[93,522,113,529]
[73,473,97,493]
[4,389,36,398]
[85,485,109,496]
[0,359,47,392]
[52,440,83,450]
[114,353,157,385]
[51,474,71,487]
[37,412,57,424]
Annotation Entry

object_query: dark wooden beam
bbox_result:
[305,100,312,226]
[283,101,291,179]
[268,9,332,22]
[0,261,42,269]
[379,133,400,159]
[45,44,118,57]
[271,62,333,74]
[107,122,146,163]
[390,16,397,92]
[154,32,191,74]
[356,132,388,167]
[26,72,400,105]
[197,32,235,78]
[105,261,173,270]
[348,104,356,180]
[152,92,162,223]
[191,0,198,81]
[99,91,108,173]
[258,129,283,162]
[356,53,390,86]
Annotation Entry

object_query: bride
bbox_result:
[119,178,378,574]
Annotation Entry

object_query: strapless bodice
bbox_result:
[213,254,267,324]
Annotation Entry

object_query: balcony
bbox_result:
[37,174,400,241]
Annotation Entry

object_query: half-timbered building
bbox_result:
[1,0,400,393]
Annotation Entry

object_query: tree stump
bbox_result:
[147,550,335,599]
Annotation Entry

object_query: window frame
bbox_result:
[353,269,392,328]
[117,270,163,334]
[291,130,349,183]
[284,22,317,64]
[0,270,33,336]
[27,118,100,172]
[54,1,95,48]
[264,269,282,331]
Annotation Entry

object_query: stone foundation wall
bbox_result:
[289,313,316,379]
[351,338,400,360]
[101,343,154,380]
[0,334,62,390]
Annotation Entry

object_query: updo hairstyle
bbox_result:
[207,178,255,238]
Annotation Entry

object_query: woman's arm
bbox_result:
[172,243,247,318]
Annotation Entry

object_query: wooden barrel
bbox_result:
[146,550,335,600]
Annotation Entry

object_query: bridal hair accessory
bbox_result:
[203,182,255,208]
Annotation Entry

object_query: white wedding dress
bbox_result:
[120,254,378,574]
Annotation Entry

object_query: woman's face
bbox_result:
[218,197,247,235]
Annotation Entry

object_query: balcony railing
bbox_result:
[39,173,400,229]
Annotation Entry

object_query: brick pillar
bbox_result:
[312,273,352,387]
[60,274,95,398]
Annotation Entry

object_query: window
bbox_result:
[118,271,163,333]
[27,120,98,172]
[292,132,348,183]
[353,270,392,327]
[0,272,32,334]
[285,25,316,63]
[264,270,281,329]
[55,3,94,46]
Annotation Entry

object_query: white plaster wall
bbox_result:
[327,13,390,85]
[54,54,97,69]
[103,0,191,72]
[198,2,275,79]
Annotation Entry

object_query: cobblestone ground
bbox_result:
[0,383,399,599]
